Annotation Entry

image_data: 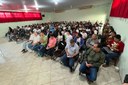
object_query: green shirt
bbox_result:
[40,35,47,46]
[85,48,105,67]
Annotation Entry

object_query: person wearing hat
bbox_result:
[60,39,79,72]
[103,34,124,67]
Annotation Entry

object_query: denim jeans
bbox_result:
[79,62,98,81]
[61,54,75,68]
[28,43,37,50]
[22,41,31,50]
[105,52,120,65]
[33,45,45,56]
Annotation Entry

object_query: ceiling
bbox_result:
[0,0,112,12]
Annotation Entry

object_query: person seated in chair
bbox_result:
[45,34,57,56]
[74,33,85,52]
[33,31,47,57]
[53,32,66,58]
[86,34,99,49]
[21,31,34,53]
[60,39,79,72]
[103,34,124,67]
[79,43,105,83]
[27,31,40,52]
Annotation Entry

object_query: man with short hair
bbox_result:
[79,43,105,83]
[28,32,40,51]
[33,31,47,56]
[103,34,124,67]
[86,34,99,49]
[61,39,79,72]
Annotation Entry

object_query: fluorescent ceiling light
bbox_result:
[31,5,47,8]
[24,5,28,12]
[34,0,39,10]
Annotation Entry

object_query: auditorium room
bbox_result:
[0,0,128,85]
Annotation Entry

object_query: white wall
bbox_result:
[42,12,53,22]
[109,17,128,82]
[0,12,52,38]
[52,4,111,23]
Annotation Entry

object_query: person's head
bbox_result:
[91,34,97,40]
[67,30,71,35]
[92,43,101,52]
[109,26,114,32]
[114,34,121,42]
[70,39,75,47]
[9,27,12,30]
[110,31,116,37]
[40,31,45,36]
[50,34,55,38]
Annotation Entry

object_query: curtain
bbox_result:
[0,12,42,23]
[110,0,128,18]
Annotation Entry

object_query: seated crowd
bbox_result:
[5,21,125,84]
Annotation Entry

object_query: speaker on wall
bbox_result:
[42,14,45,17]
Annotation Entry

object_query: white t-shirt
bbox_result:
[81,32,87,39]
[32,35,40,44]
[29,34,34,41]
[66,35,73,45]
[77,38,81,43]
[94,30,98,34]
[33,29,37,32]
[37,29,41,33]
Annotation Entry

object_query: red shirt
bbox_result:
[110,40,124,53]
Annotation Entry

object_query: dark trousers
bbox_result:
[79,62,98,81]
[105,52,120,65]
[33,44,45,56]
[46,48,55,56]
[61,54,75,68]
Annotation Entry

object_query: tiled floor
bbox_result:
[0,40,122,85]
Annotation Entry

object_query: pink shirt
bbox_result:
[48,37,57,48]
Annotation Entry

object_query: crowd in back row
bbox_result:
[5,21,125,84]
